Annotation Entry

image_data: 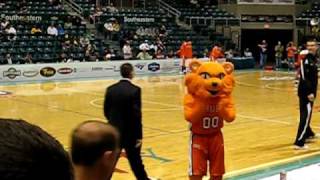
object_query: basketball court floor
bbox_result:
[1,70,320,179]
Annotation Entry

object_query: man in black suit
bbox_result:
[104,63,153,180]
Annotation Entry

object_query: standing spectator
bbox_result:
[123,41,133,60]
[104,63,157,180]
[295,37,319,149]
[47,24,58,36]
[71,121,120,180]
[287,41,297,70]
[244,48,253,57]
[258,40,268,68]
[0,118,74,180]
[274,41,284,69]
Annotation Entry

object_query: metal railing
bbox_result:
[158,0,181,17]
[63,0,83,15]
[187,16,241,27]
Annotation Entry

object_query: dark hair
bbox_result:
[71,121,119,166]
[305,36,318,44]
[0,119,74,180]
[120,63,133,78]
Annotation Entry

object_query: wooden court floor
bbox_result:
[0,71,320,179]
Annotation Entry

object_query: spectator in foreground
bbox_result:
[0,118,74,180]
[71,120,120,180]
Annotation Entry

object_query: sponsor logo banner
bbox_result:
[124,17,155,23]
[40,67,56,78]
[135,63,146,70]
[3,68,21,79]
[57,67,73,75]
[148,62,160,72]
[23,70,39,78]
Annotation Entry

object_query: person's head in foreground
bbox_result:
[306,36,319,55]
[0,118,74,180]
[71,120,120,180]
[120,63,134,79]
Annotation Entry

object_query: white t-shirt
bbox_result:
[6,27,16,35]
[47,26,58,36]
[123,45,132,59]
[139,43,150,51]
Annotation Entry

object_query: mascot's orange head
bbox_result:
[185,60,235,98]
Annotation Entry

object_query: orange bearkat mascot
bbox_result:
[184,60,236,180]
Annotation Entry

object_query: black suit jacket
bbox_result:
[104,79,142,144]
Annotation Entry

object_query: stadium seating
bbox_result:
[297,2,320,18]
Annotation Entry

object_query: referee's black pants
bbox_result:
[294,97,315,146]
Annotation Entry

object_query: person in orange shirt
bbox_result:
[286,41,297,70]
[210,43,224,61]
[179,38,193,74]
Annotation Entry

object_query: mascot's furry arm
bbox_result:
[184,60,236,123]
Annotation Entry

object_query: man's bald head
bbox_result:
[71,121,119,166]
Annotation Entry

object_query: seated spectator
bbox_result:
[156,38,165,52]
[244,48,253,57]
[71,121,120,180]
[155,49,165,59]
[5,54,12,64]
[23,53,33,64]
[0,18,9,30]
[31,25,42,35]
[104,49,116,61]
[122,41,132,60]
[5,24,16,41]
[80,36,90,47]
[47,24,58,36]
[139,40,150,51]
[225,49,234,60]
[167,50,176,59]
[137,50,152,60]
[0,118,74,180]
[106,3,118,13]
[57,24,65,36]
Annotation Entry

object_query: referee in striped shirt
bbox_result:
[294,37,319,149]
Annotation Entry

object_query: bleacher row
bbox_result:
[0,0,117,63]
[298,2,320,18]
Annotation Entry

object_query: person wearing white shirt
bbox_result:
[5,24,16,41]
[47,24,58,36]
[139,40,150,51]
[5,54,12,64]
[123,41,133,60]
[244,48,253,57]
